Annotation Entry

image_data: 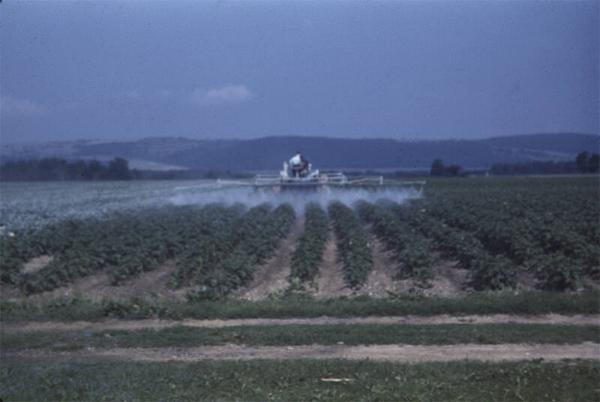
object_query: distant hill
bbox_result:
[1,133,598,171]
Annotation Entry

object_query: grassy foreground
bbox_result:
[2,290,599,322]
[2,324,599,351]
[1,360,598,401]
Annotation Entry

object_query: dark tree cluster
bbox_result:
[0,157,254,182]
[490,161,577,175]
[575,152,600,174]
[0,157,132,181]
[490,152,599,176]
[430,159,463,177]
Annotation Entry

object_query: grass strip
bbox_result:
[1,360,598,401]
[2,324,599,351]
[2,290,599,322]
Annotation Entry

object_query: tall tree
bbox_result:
[430,159,445,176]
[588,153,599,173]
[576,152,589,173]
[106,158,132,180]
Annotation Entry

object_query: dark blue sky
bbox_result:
[1,0,598,143]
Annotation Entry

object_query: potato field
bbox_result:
[1,176,599,401]
[1,177,598,300]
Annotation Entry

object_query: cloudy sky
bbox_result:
[1,0,598,143]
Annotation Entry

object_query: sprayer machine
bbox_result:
[215,153,426,194]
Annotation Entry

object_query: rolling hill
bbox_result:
[1,133,597,171]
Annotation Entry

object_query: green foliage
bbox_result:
[576,151,600,173]
[532,253,581,291]
[2,176,598,300]
[416,176,599,289]
[328,202,372,288]
[169,204,245,288]
[2,205,247,293]
[290,203,329,283]
[2,360,599,402]
[357,201,435,283]
[469,255,516,291]
[4,324,599,351]
[0,157,134,181]
[2,290,600,322]
[430,158,445,176]
[188,203,296,300]
[430,158,463,176]
[405,207,486,270]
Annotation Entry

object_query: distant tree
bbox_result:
[430,159,463,177]
[574,151,599,174]
[446,164,463,176]
[205,170,219,179]
[576,152,589,173]
[0,157,248,181]
[83,160,104,180]
[588,153,599,173]
[106,158,132,180]
[430,159,445,176]
[490,161,577,175]
[71,160,87,179]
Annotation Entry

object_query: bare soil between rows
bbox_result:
[4,343,599,363]
[2,218,549,303]
[235,219,305,301]
[4,260,192,303]
[313,232,353,298]
[2,314,598,334]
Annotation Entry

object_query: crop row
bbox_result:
[188,203,296,300]
[421,178,599,290]
[1,202,300,298]
[399,205,517,290]
[169,206,246,288]
[328,202,372,288]
[356,201,436,285]
[290,203,329,284]
[421,209,598,290]
[9,205,246,294]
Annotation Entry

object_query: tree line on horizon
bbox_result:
[431,152,599,177]
[0,158,133,181]
[1,151,598,182]
[0,158,250,181]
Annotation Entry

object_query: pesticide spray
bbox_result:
[0,154,425,230]
[169,184,422,213]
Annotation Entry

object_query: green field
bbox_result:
[1,176,599,401]
[2,361,599,402]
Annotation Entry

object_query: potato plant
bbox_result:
[7,205,247,293]
[396,205,516,290]
[419,178,599,290]
[290,203,329,283]
[328,201,372,288]
[169,205,245,288]
[356,201,435,284]
[189,203,296,300]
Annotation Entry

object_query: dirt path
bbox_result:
[423,261,468,298]
[22,255,53,274]
[12,261,186,303]
[235,219,305,301]
[5,343,599,363]
[355,229,467,298]
[29,271,113,302]
[355,235,400,298]
[314,233,353,298]
[126,261,187,301]
[3,314,598,334]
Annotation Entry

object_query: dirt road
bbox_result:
[3,314,598,334]
[5,343,599,363]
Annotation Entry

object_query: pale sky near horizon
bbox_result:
[1,0,598,143]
